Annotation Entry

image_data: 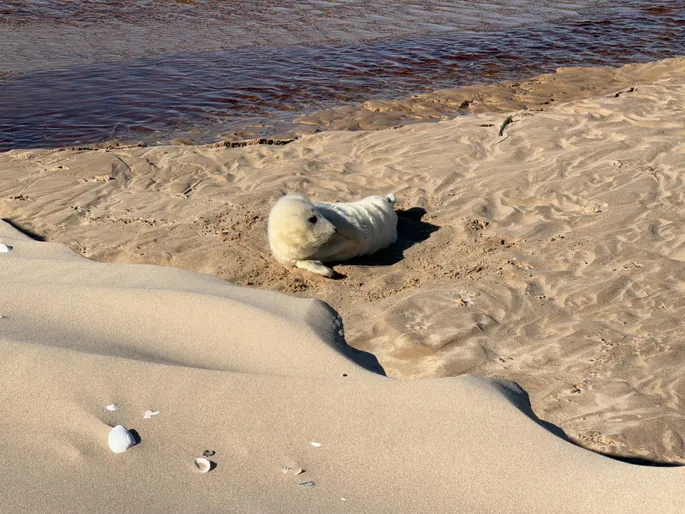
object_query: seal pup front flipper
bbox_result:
[296,259,334,278]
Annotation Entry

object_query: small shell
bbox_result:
[0,244,13,253]
[106,403,119,412]
[310,442,322,448]
[299,481,315,487]
[108,425,136,453]
[295,468,306,476]
[194,457,212,473]
[143,410,160,419]
[203,450,216,458]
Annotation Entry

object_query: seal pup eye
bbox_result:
[308,215,318,224]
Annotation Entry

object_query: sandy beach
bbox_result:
[2,212,685,513]
[1,56,685,510]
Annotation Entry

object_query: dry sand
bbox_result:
[1,56,685,484]
[1,219,685,513]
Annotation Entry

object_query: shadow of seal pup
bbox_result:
[268,193,398,277]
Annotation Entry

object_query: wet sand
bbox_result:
[298,57,685,131]
[3,57,685,467]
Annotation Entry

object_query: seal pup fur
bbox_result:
[268,193,398,277]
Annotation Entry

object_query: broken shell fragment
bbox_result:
[194,457,212,473]
[106,403,119,412]
[143,410,160,419]
[108,425,136,453]
[0,244,13,253]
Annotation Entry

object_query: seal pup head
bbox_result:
[268,194,337,264]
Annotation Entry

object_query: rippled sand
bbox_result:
[2,57,685,465]
[2,209,685,513]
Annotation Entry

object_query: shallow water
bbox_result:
[1,1,684,150]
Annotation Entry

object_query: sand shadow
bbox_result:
[494,379,568,441]
[1,218,46,241]
[604,455,682,467]
[495,379,683,468]
[336,342,387,377]
[308,301,387,377]
[341,207,439,268]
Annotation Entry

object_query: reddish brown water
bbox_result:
[1,1,684,150]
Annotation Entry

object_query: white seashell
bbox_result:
[310,441,322,448]
[108,425,136,453]
[143,410,160,419]
[106,403,119,411]
[0,244,13,253]
[295,468,305,476]
[194,457,212,473]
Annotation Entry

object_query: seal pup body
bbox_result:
[268,193,398,277]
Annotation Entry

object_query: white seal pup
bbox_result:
[268,193,398,277]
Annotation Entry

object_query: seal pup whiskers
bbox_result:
[268,193,398,277]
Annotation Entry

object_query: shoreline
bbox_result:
[295,56,685,133]
[2,56,685,464]
[4,3,684,150]
[9,56,684,152]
